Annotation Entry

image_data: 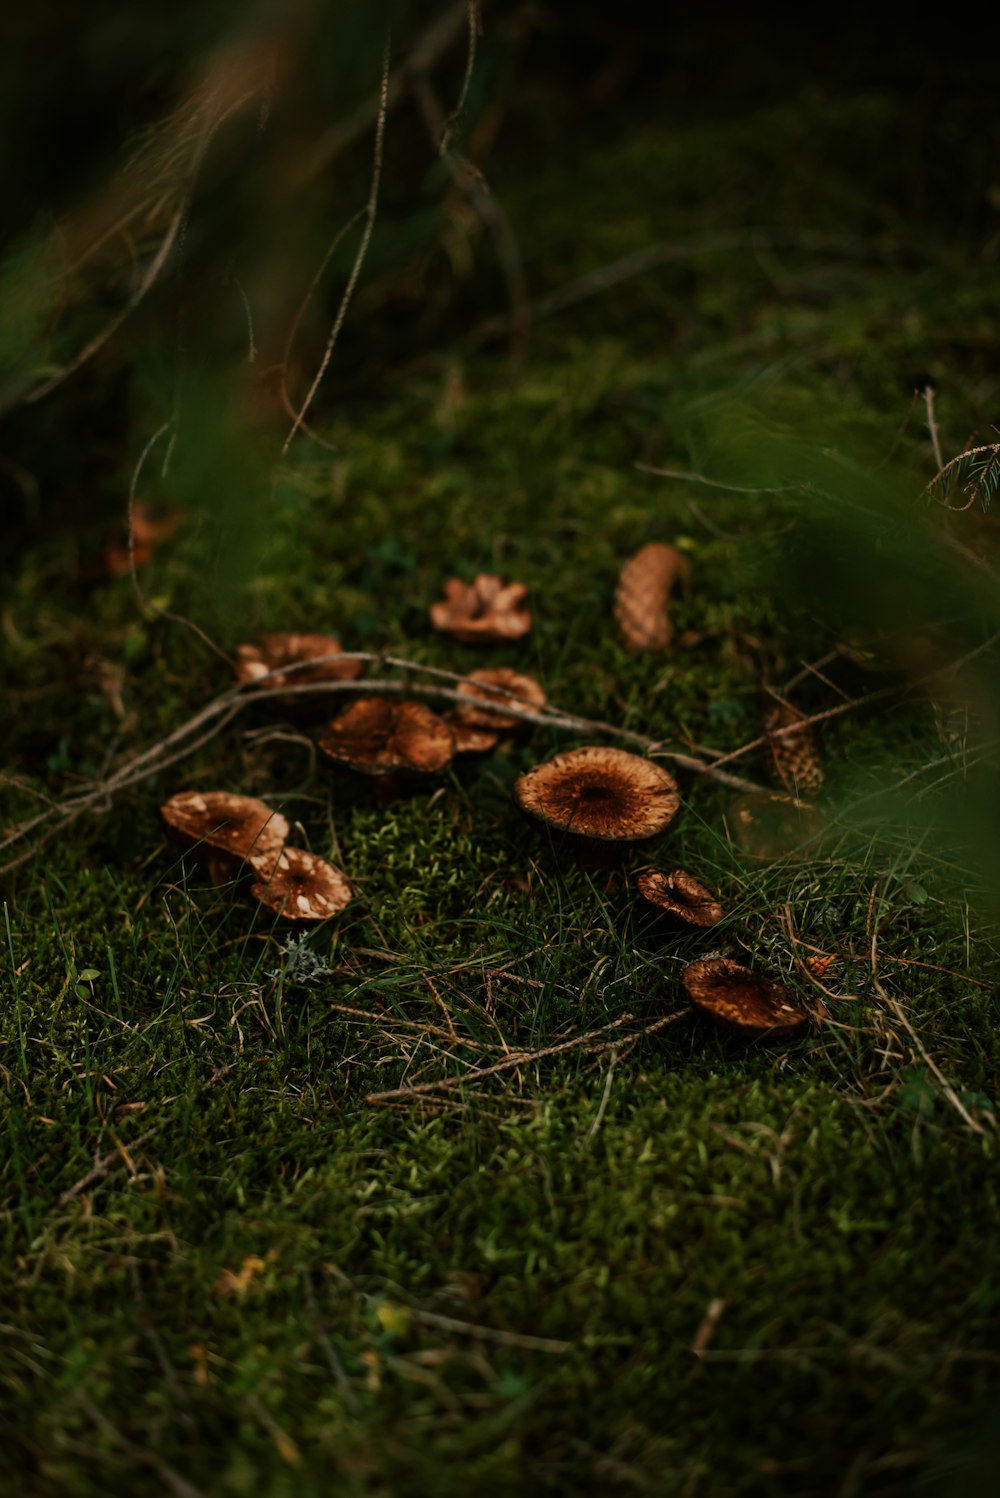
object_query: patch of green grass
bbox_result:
[3,66,1000,1498]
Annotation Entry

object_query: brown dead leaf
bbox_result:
[615,543,691,652]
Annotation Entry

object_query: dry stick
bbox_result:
[365,1010,689,1104]
[301,0,470,183]
[0,659,767,878]
[923,385,944,473]
[438,0,480,155]
[283,34,391,453]
[405,1306,571,1355]
[635,460,796,495]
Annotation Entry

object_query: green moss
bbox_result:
[3,62,1000,1498]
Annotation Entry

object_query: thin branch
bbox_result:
[439,1,480,155]
[0,654,771,879]
[923,385,944,473]
[365,1010,689,1103]
[283,35,391,453]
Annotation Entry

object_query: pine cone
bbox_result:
[764,700,824,797]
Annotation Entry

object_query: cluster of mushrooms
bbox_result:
[160,565,816,1040]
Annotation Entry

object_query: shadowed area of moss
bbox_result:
[3,32,1000,1498]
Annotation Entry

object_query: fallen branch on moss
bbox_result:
[0,653,770,878]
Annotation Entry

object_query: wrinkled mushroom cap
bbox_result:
[682,956,808,1037]
[318,697,455,775]
[234,632,365,691]
[430,574,532,644]
[636,868,725,927]
[249,847,352,922]
[514,747,680,843]
[455,667,547,729]
[160,791,289,874]
[445,716,501,754]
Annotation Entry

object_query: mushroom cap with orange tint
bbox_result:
[636,868,725,927]
[513,747,680,843]
[160,791,289,874]
[249,847,352,922]
[318,697,455,775]
[455,667,547,729]
[445,716,501,754]
[234,632,365,691]
[682,956,808,1037]
[430,575,532,644]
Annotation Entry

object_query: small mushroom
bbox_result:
[455,667,547,729]
[636,868,725,927]
[514,747,680,845]
[430,575,532,644]
[445,716,501,754]
[160,791,289,876]
[318,697,455,777]
[249,847,352,922]
[682,956,808,1038]
[234,632,365,702]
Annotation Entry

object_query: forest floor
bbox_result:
[2,65,1000,1498]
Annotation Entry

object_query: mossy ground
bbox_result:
[3,64,1000,1498]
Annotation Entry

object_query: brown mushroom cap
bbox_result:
[317,697,455,776]
[455,667,547,729]
[513,747,680,843]
[728,791,824,862]
[234,632,365,692]
[430,575,532,644]
[636,868,725,927]
[249,847,352,922]
[682,956,808,1038]
[160,791,289,874]
[445,716,501,754]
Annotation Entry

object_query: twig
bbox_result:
[439,1,480,155]
[923,385,944,474]
[1,655,771,877]
[283,34,391,452]
[300,1,471,183]
[406,1305,571,1354]
[636,460,796,495]
[365,1010,688,1103]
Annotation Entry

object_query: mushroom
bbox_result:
[234,632,365,703]
[160,791,289,877]
[513,747,680,847]
[636,868,725,927]
[455,667,547,729]
[430,575,532,644]
[249,846,352,922]
[728,791,824,862]
[445,717,501,754]
[318,698,455,804]
[682,956,808,1038]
